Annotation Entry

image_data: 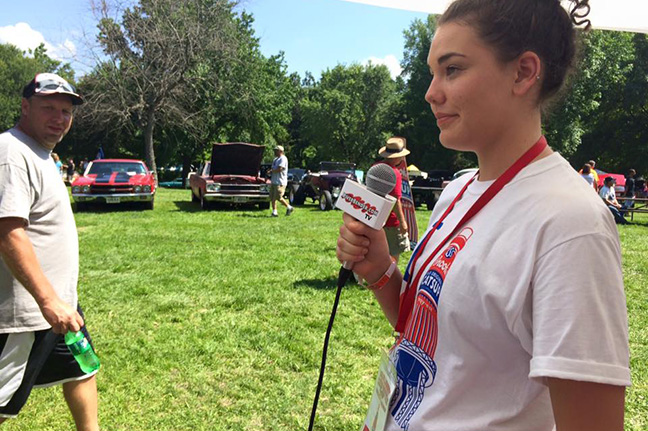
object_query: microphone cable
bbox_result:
[307,163,396,430]
[307,266,353,431]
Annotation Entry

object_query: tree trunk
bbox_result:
[144,107,157,183]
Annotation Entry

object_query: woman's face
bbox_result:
[425,22,517,153]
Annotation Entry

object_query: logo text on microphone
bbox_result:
[341,192,379,220]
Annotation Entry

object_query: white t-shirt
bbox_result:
[0,128,79,333]
[386,152,630,431]
[580,172,595,186]
[599,185,616,202]
[271,155,288,186]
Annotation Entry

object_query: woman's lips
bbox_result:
[435,113,458,127]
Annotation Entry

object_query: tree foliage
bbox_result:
[7,5,643,180]
[78,0,244,176]
[299,63,396,169]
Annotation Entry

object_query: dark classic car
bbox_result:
[289,162,358,211]
[189,142,271,210]
[71,159,156,210]
[411,169,453,210]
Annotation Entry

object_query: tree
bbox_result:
[299,63,397,169]
[81,0,244,178]
[544,30,635,160]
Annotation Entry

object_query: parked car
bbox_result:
[411,169,453,210]
[71,159,156,210]
[441,168,479,188]
[159,177,190,188]
[284,168,306,200]
[595,169,626,195]
[289,162,358,210]
[189,142,271,210]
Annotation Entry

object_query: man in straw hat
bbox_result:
[0,73,99,430]
[377,136,411,262]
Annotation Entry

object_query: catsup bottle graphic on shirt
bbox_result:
[390,228,473,429]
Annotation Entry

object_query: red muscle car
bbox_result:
[71,159,156,210]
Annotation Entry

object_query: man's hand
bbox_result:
[40,297,84,334]
[399,220,408,235]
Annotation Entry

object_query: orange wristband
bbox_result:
[364,258,397,291]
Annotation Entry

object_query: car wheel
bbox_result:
[288,185,299,205]
[319,190,333,211]
[75,202,87,212]
[293,186,306,205]
[191,189,199,203]
[200,193,211,210]
[144,198,154,210]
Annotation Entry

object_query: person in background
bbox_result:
[377,137,410,263]
[79,158,89,175]
[52,153,64,179]
[580,163,596,189]
[599,176,629,224]
[267,145,294,217]
[588,159,600,189]
[66,158,76,183]
[0,73,99,430]
[336,1,629,430]
[621,168,636,213]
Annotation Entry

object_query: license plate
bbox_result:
[106,197,120,204]
[233,196,247,203]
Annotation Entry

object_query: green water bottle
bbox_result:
[65,331,101,374]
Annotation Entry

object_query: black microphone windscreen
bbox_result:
[366,163,397,197]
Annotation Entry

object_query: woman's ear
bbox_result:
[513,51,542,96]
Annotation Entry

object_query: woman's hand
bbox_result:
[336,213,392,284]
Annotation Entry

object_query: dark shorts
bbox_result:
[0,306,97,418]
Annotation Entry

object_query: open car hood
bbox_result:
[210,142,265,177]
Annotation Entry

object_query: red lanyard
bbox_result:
[395,136,548,333]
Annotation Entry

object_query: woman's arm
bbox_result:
[548,378,625,431]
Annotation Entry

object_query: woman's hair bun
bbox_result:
[569,0,592,30]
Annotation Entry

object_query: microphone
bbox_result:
[308,163,398,431]
[335,163,398,276]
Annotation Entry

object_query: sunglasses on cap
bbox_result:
[37,78,76,94]
[23,73,84,105]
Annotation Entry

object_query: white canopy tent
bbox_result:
[343,0,648,34]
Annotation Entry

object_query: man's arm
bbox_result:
[394,199,408,234]
[548,378,625,431]
[0,217,83,334]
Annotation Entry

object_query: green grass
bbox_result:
[5,188,647,430]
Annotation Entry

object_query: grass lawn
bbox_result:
[5,188,647,430]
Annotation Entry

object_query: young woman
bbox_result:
[580,163,596,188]
[336,1,630,430]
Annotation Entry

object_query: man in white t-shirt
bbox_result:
[0,73,99,429]
[599,176,629,225]
[267,145,294,217]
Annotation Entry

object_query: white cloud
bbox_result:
[362,55,402,79]
[0,22,76,62]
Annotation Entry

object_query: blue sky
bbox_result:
[0,0,429,79]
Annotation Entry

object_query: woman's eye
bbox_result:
[446,66,460,76]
